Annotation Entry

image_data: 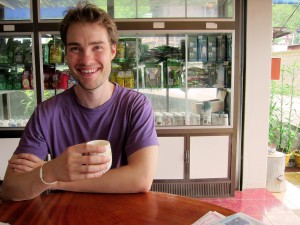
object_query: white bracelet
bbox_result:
[39,163,57,185]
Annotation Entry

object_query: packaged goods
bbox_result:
[22,70,31,90]
[116,70,125,87]
[29,70,34,89]
[42,44,49,64]
[115,38,125,60]
[188,36,198,62]
[57,71,69,90]
[13,73,22,90]
[0,74,6,90]
[197,35,208,62]
[14,41,23,64]
[226,34,232,61]
[173,112,184,126]
[217,34,226,62]
[23,39,32,64]
[110,63,119,83]
[48,39,63,64]
[201,101,212,125]
[154,112,164,126]
[145,62,161,88]
[162,112,174,126]
[43,65,55,89]
[166,59,183,88]
[124,70,134,88]
[223,63,231,88]
[207,35,217,62]
[125,38,141,59]
[6,38,14,63]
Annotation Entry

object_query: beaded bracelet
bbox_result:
[39,163,57,185]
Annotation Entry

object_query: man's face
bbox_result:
[65,22,116,90]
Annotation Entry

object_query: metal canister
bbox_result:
[154,112,164,126]
[163,112,173,126]
[173,113,184,126]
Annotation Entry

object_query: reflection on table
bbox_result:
[0,191,235,225]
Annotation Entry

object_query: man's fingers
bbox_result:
[10,164,33,172]
[14,153,43,162]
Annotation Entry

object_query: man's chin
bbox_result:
[77,81,101,91]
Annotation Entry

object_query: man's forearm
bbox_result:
[1,167,52,201]
[54,165,153,194]
[54,147,158,194]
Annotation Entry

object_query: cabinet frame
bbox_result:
[152,129,235,197]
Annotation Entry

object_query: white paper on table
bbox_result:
[211,212,268,225]
[192,211,225,225]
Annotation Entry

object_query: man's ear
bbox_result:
[111,44,117,60]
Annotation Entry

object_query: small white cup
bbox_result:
[87,140,112,174]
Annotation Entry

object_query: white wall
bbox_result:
[242,0,272,188]
[0,138,19,180]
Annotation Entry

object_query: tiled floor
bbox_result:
[200,172,300,225]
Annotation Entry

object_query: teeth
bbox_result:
[81,68,97,74]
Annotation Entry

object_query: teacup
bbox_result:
[87,140,112,173]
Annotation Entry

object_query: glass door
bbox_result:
[114,32,233,127]
[0,34,36,127]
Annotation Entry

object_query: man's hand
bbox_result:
[8,153,45,173]
[44,143,111,183]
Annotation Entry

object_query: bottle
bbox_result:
[201,101,212,125]
[23,39,32,64]
[52,70,59,89]
[13,73,22,90]
[42,44,49,64]
[116,70,125,87]
[0,74,6,90]
[7,38,14,63]
[145,62,160,88]
[49,39,62,64]
[14,41,23,64]
[110,63,119,83]
[124,70,134,88]
[22,70,30,90]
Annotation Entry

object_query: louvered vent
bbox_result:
[151,182,232,197]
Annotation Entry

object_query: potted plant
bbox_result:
[293,149,300,168]
[269,62,299,166]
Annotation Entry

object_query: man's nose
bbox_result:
[79,49,92,64]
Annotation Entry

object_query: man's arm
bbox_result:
[53,146,158,193]
[1,144,158,201]
[1,143,110,201]
[1,154,49,201]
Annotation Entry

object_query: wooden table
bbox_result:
[0,191,235,225]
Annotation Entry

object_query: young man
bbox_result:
[1,2,158,201]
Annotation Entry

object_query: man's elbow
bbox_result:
[134,174,154,193]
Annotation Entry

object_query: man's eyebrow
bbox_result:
[89,41,105,45]
[67,41,104,46]
[67,42,80,46]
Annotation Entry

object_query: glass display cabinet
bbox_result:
[0,0,242,197]
[0,34,35,128]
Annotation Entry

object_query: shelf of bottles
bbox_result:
[112,33,233,127]
[0,32,233,128]
[41,34,76,99]
[0,34,35,127]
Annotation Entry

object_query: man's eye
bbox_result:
[69,47,80,52]
[94,45,103,51]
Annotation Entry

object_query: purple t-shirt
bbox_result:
[15,83,158,168]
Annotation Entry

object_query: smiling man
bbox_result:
[1,1,159,201]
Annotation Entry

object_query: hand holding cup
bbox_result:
[87,140,112,174]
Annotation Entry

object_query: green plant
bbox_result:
[269,62,300,154]
[20,90,55,117]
